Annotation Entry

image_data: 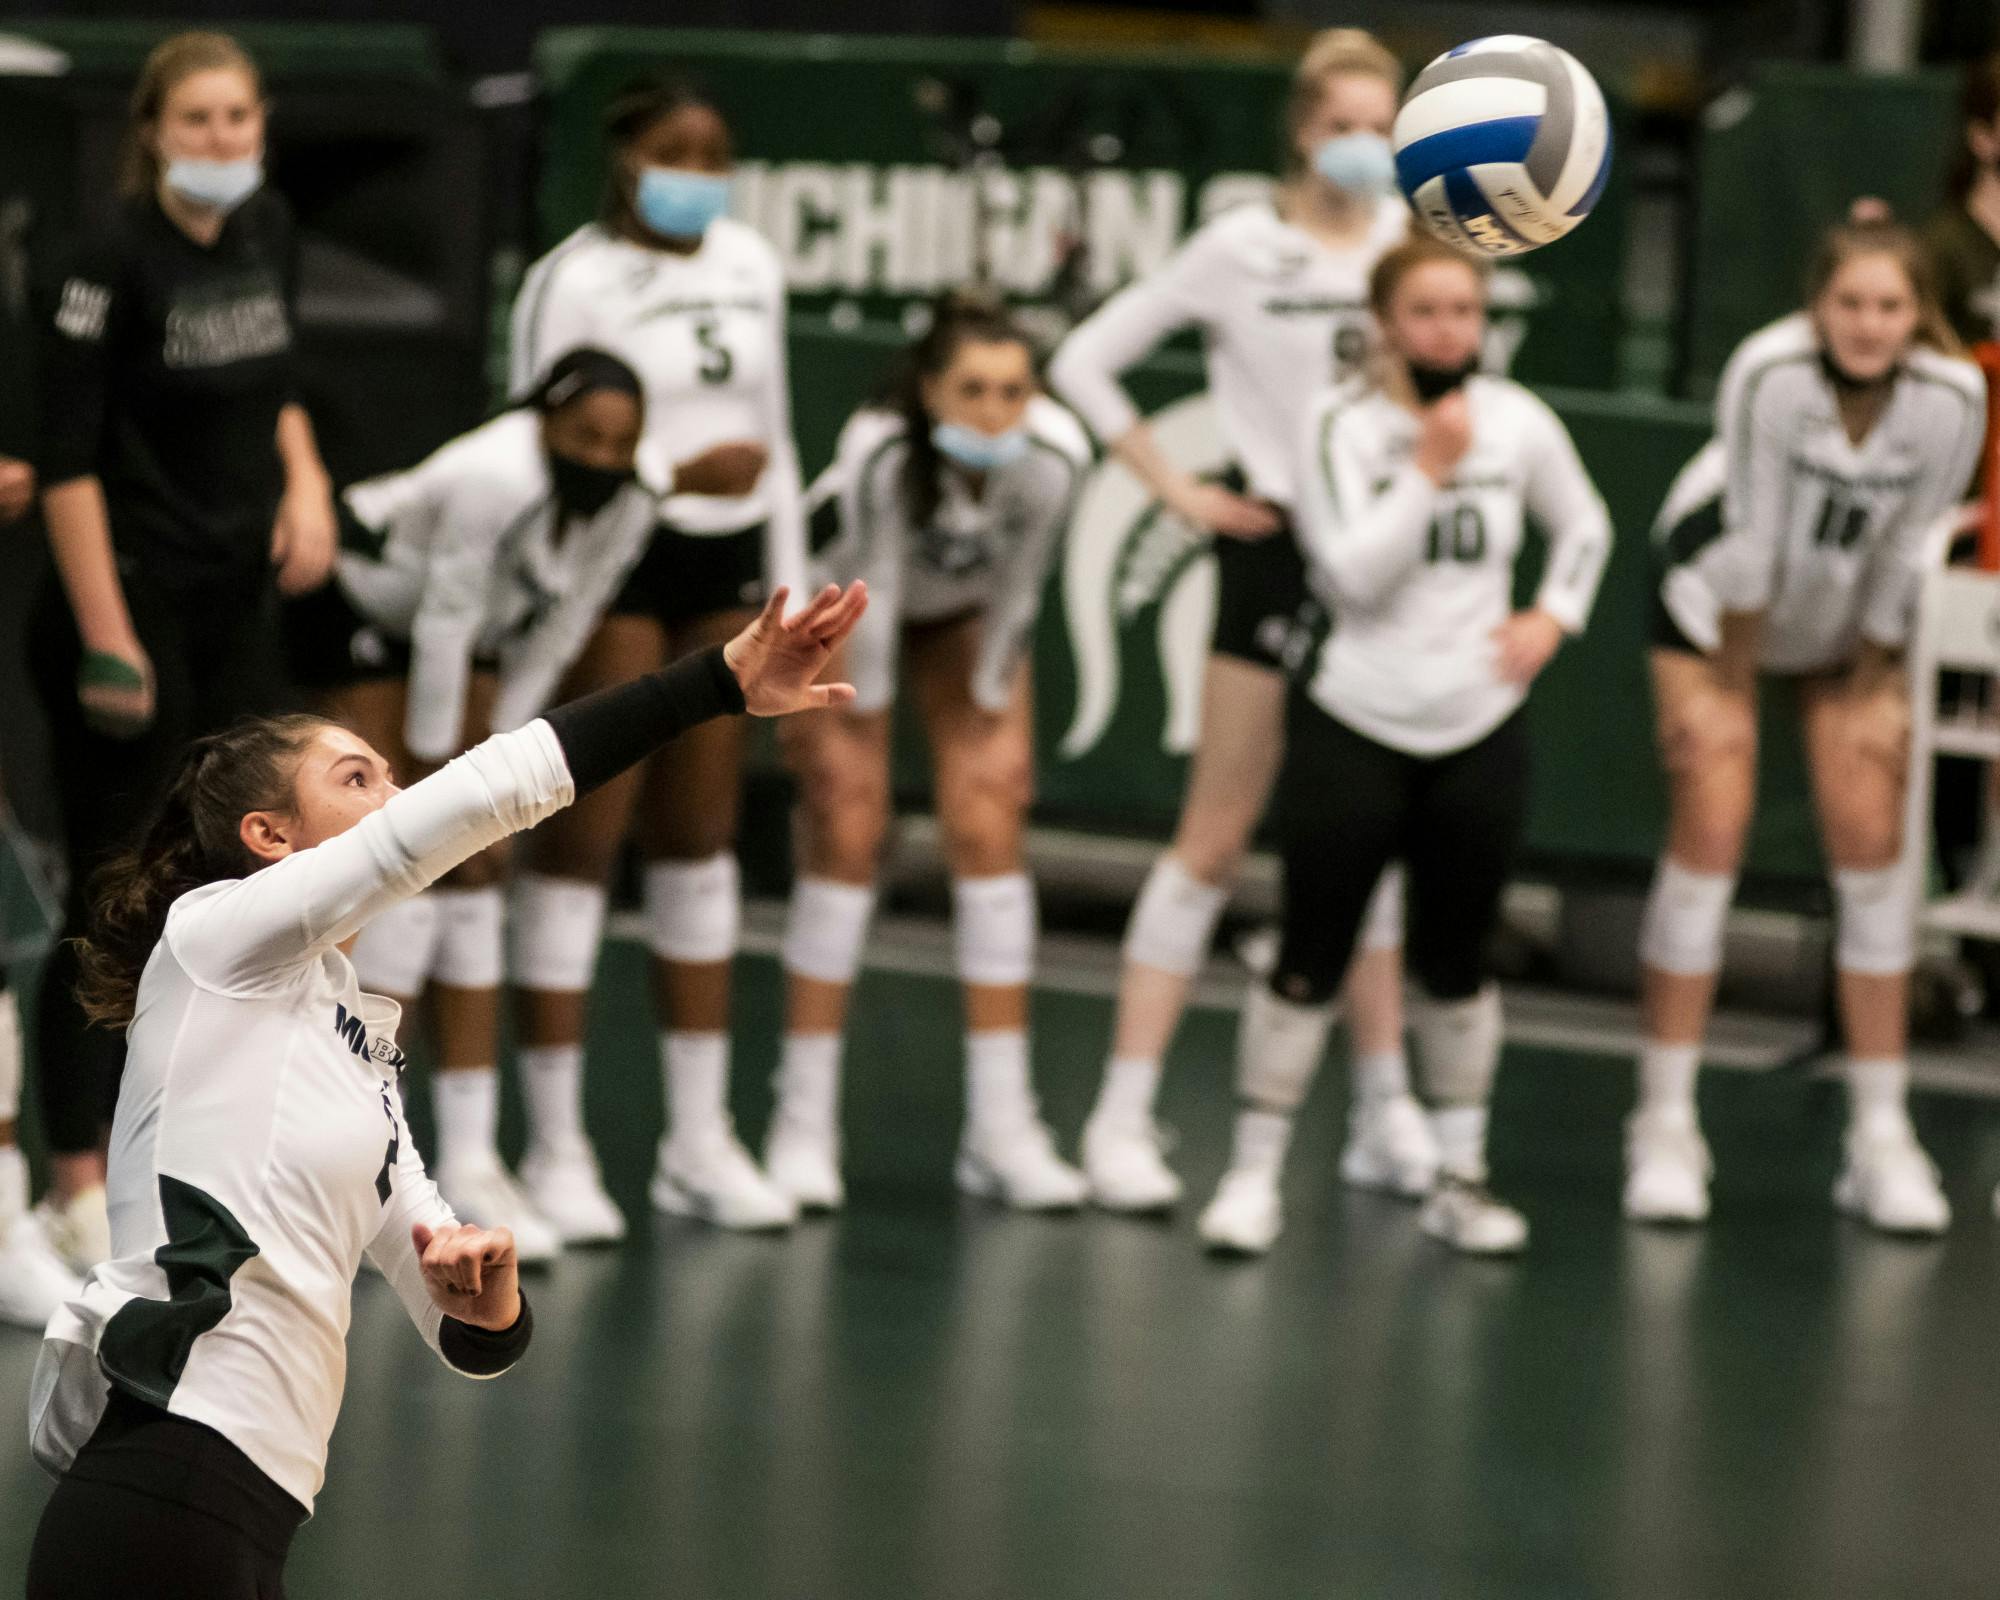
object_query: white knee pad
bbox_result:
[1410,982,1503,1107]
[953,873,1036,986]
[1236,981,1335,1112]
[1639,858,1737,977]
[1833,864,1917,976]
[783,877,878,985]
[509,873,608,994]
[645,854,742,965]
[431,886,506,990]
[1121,855,1229,976]
[351,894,441,998]
[0,985,19,1123]
[1360,864,1406,953]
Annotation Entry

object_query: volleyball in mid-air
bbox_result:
[1391,36,1610,258]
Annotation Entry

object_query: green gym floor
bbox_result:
[7,931,2000,1600]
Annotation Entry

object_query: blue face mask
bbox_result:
[932,421,1030,472]
[635,167,732,240]
[1311,132,1397,198]
[164,156,263,213]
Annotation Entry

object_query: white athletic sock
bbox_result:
[1352,1048,1411,1106]
[1093,1055,1161,1130]
[1638,1042,1701,1123]
[1846,1057,1913,1140]
[1431,1105,1490,1183]
[1229,1107,1294,1181]
[0,1144,26,1227]
[520,1044,586,1153]
[434,1067,499,1172]
[966,1030,1034,1133]
[662,1032,730,1145]
[775,1033,842,1135]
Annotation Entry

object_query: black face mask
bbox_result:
[549,452,632,518]
[1818,348,1897,396]
[1408,356,1480,403]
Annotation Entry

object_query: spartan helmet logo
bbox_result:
[1059,393,1227,761]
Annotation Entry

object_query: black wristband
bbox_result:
[542,645,746,796]
[440,1291,534,1377]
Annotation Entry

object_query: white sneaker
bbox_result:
[0,1212,84,1331]
[1340,1094,1441,1199]
[519,1138,627,1246]
[956,1118,1088,1211]
[651,1125,798,1231]
[1197,1168,1282,1255]
[1623,1111,1712,1224]
[437,1158,563,1265]
[1082,1116,1183,1213]
[1835,1125,1950,1236]
[1420,1176,1529,1255]
[764,1117,844,1213]
[33,1184,111,1275]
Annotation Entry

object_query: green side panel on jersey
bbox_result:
[1686,64,1959,397]
[98,1175,262,1410]
[530,27,1631,393]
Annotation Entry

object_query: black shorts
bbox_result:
[1208,469,1323,675]
[27,1389,306,1600]
[611,521,768,629]
[1648,583,1706,658]
[283,576,409,692]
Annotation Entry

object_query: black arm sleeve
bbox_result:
[542,644,747,796]
[439,1292,534,1377]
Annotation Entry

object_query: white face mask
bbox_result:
[163,156,264,213]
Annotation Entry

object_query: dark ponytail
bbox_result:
[75,713,331,1028]
[881,289,1034,528]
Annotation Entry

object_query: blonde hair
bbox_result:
[1806,216,1962,359]
[1285,28,1403,159]
[121,31,264,198]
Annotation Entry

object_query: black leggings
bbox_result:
[28,565,282,1154]
[27,1390,305,1600]
[1273,697,1530,1006]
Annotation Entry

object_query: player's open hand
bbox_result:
[412,1221,520,1332]
[724,582,869,716]
[271,477,338,596]
[1492,607,1566,686]
[1169,479,1283,541]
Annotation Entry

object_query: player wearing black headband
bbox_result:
[281,346,660,1255]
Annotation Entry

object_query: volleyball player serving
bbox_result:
[1202,239,1609,1256]
[1630,218,1983,1234]
[25,582,864,1598]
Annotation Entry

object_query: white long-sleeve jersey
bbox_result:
[336,409,658,762]
[508,218,807,600]
[1047,198,1407,508]
[1298,375,1611,756]
[29,723,576,1513]
[1656,312,1984,674]
[816,397,1090,713]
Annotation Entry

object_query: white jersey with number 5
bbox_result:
[1297,375,1611,756]
[1048,198,1407,508]
[508,218,807,597]
[1657,312,1984,674]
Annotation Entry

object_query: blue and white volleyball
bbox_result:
[1391,36,1610,258]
